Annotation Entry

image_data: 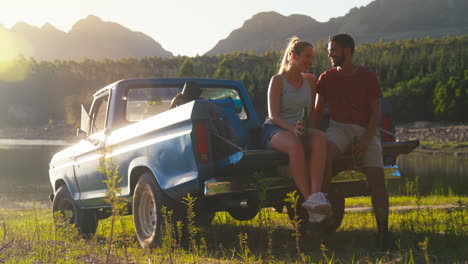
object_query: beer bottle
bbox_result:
[299,107,308,138]
[352,136,363,169]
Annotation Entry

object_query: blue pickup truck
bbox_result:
[49,78,419,248]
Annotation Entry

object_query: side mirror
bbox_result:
[80,104,90,135]
[76,128,87,139]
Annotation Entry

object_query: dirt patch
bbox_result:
[346,204,461,213]
[0,121,75,141]
[0,201,50,210]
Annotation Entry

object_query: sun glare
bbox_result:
[0,29,30,82]
[0,29,18,61]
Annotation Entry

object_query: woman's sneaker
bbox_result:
[301,192,332,223]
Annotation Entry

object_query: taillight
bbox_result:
[382,116,393,142]
[195,123,209,163]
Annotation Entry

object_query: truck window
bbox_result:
[125,86,247,122]
[126,87,178,122]
[90,96,109,134]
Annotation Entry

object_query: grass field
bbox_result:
[0,195,466,263]
[418,141,468,155]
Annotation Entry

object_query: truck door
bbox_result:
[74,92,109,206]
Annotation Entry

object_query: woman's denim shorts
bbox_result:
[260,122,286,148]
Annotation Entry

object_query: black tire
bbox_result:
[52,186,98,236]
[228,207,259,221]
[133,172,165,249]
[287,192,345,236]
[321,193,345,234]
[194,208,216,226]
[309,193,345,235]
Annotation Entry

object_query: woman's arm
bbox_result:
[304,73,318,129]
[268,75,296,134]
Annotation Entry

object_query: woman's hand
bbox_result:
[295,120,305,137]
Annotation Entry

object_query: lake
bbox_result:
[0,140,69,202]
[0,140,466,202]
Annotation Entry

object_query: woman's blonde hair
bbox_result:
[278,36,313,74]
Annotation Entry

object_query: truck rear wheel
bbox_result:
[314,193,345,235]
[228,207,259,221]
[133,172,165,249]
[287,192,345,236]
[194,207,216,226]
[52,186,98,236]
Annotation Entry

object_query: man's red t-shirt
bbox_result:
[316,66,382,128]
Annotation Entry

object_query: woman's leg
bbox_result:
[269,130,310,198]
[305,129,327,194]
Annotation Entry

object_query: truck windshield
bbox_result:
[125,86,246,122]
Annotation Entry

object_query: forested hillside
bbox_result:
[207,0,468,55]
[0,35,466,128]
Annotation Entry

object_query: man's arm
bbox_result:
[354,97,381,158]
[312,72,327,129]
[311,93,326,129]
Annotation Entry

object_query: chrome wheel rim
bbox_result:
[138,189,157,238]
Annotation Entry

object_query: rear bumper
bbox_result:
[204,164,402,197]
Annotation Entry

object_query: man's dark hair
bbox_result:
[329,34,355,55]
[181,81,202,100]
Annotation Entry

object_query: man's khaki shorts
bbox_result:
[325,120,384,168]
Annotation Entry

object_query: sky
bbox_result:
[1,0,374,56]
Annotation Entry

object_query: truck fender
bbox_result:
[127,156,165,196]
[54,177,80,201]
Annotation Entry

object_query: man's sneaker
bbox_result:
[301,192,332,222]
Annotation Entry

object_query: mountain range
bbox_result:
[1,15,172,61]
[1,0,468,60]
[206,0,468,55]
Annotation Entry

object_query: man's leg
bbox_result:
[364,166,396,249]
[363,167,389,233]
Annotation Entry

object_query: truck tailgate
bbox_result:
[216,149,288,170]
[219,140,419,168]
[206,140,419,197]
[382,140,420,156]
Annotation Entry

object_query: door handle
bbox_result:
[89,138,104,147]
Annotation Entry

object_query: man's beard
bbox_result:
[332,55,345,67]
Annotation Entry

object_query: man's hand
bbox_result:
[354,135,372,158]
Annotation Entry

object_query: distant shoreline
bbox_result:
[396,122,468,157]
[412,146,468,157]
[1,122,467,156]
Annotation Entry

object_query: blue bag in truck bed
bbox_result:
[211,97,247,147]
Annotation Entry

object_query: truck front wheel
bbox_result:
[133,172,164,249]
[52,186,98,236]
